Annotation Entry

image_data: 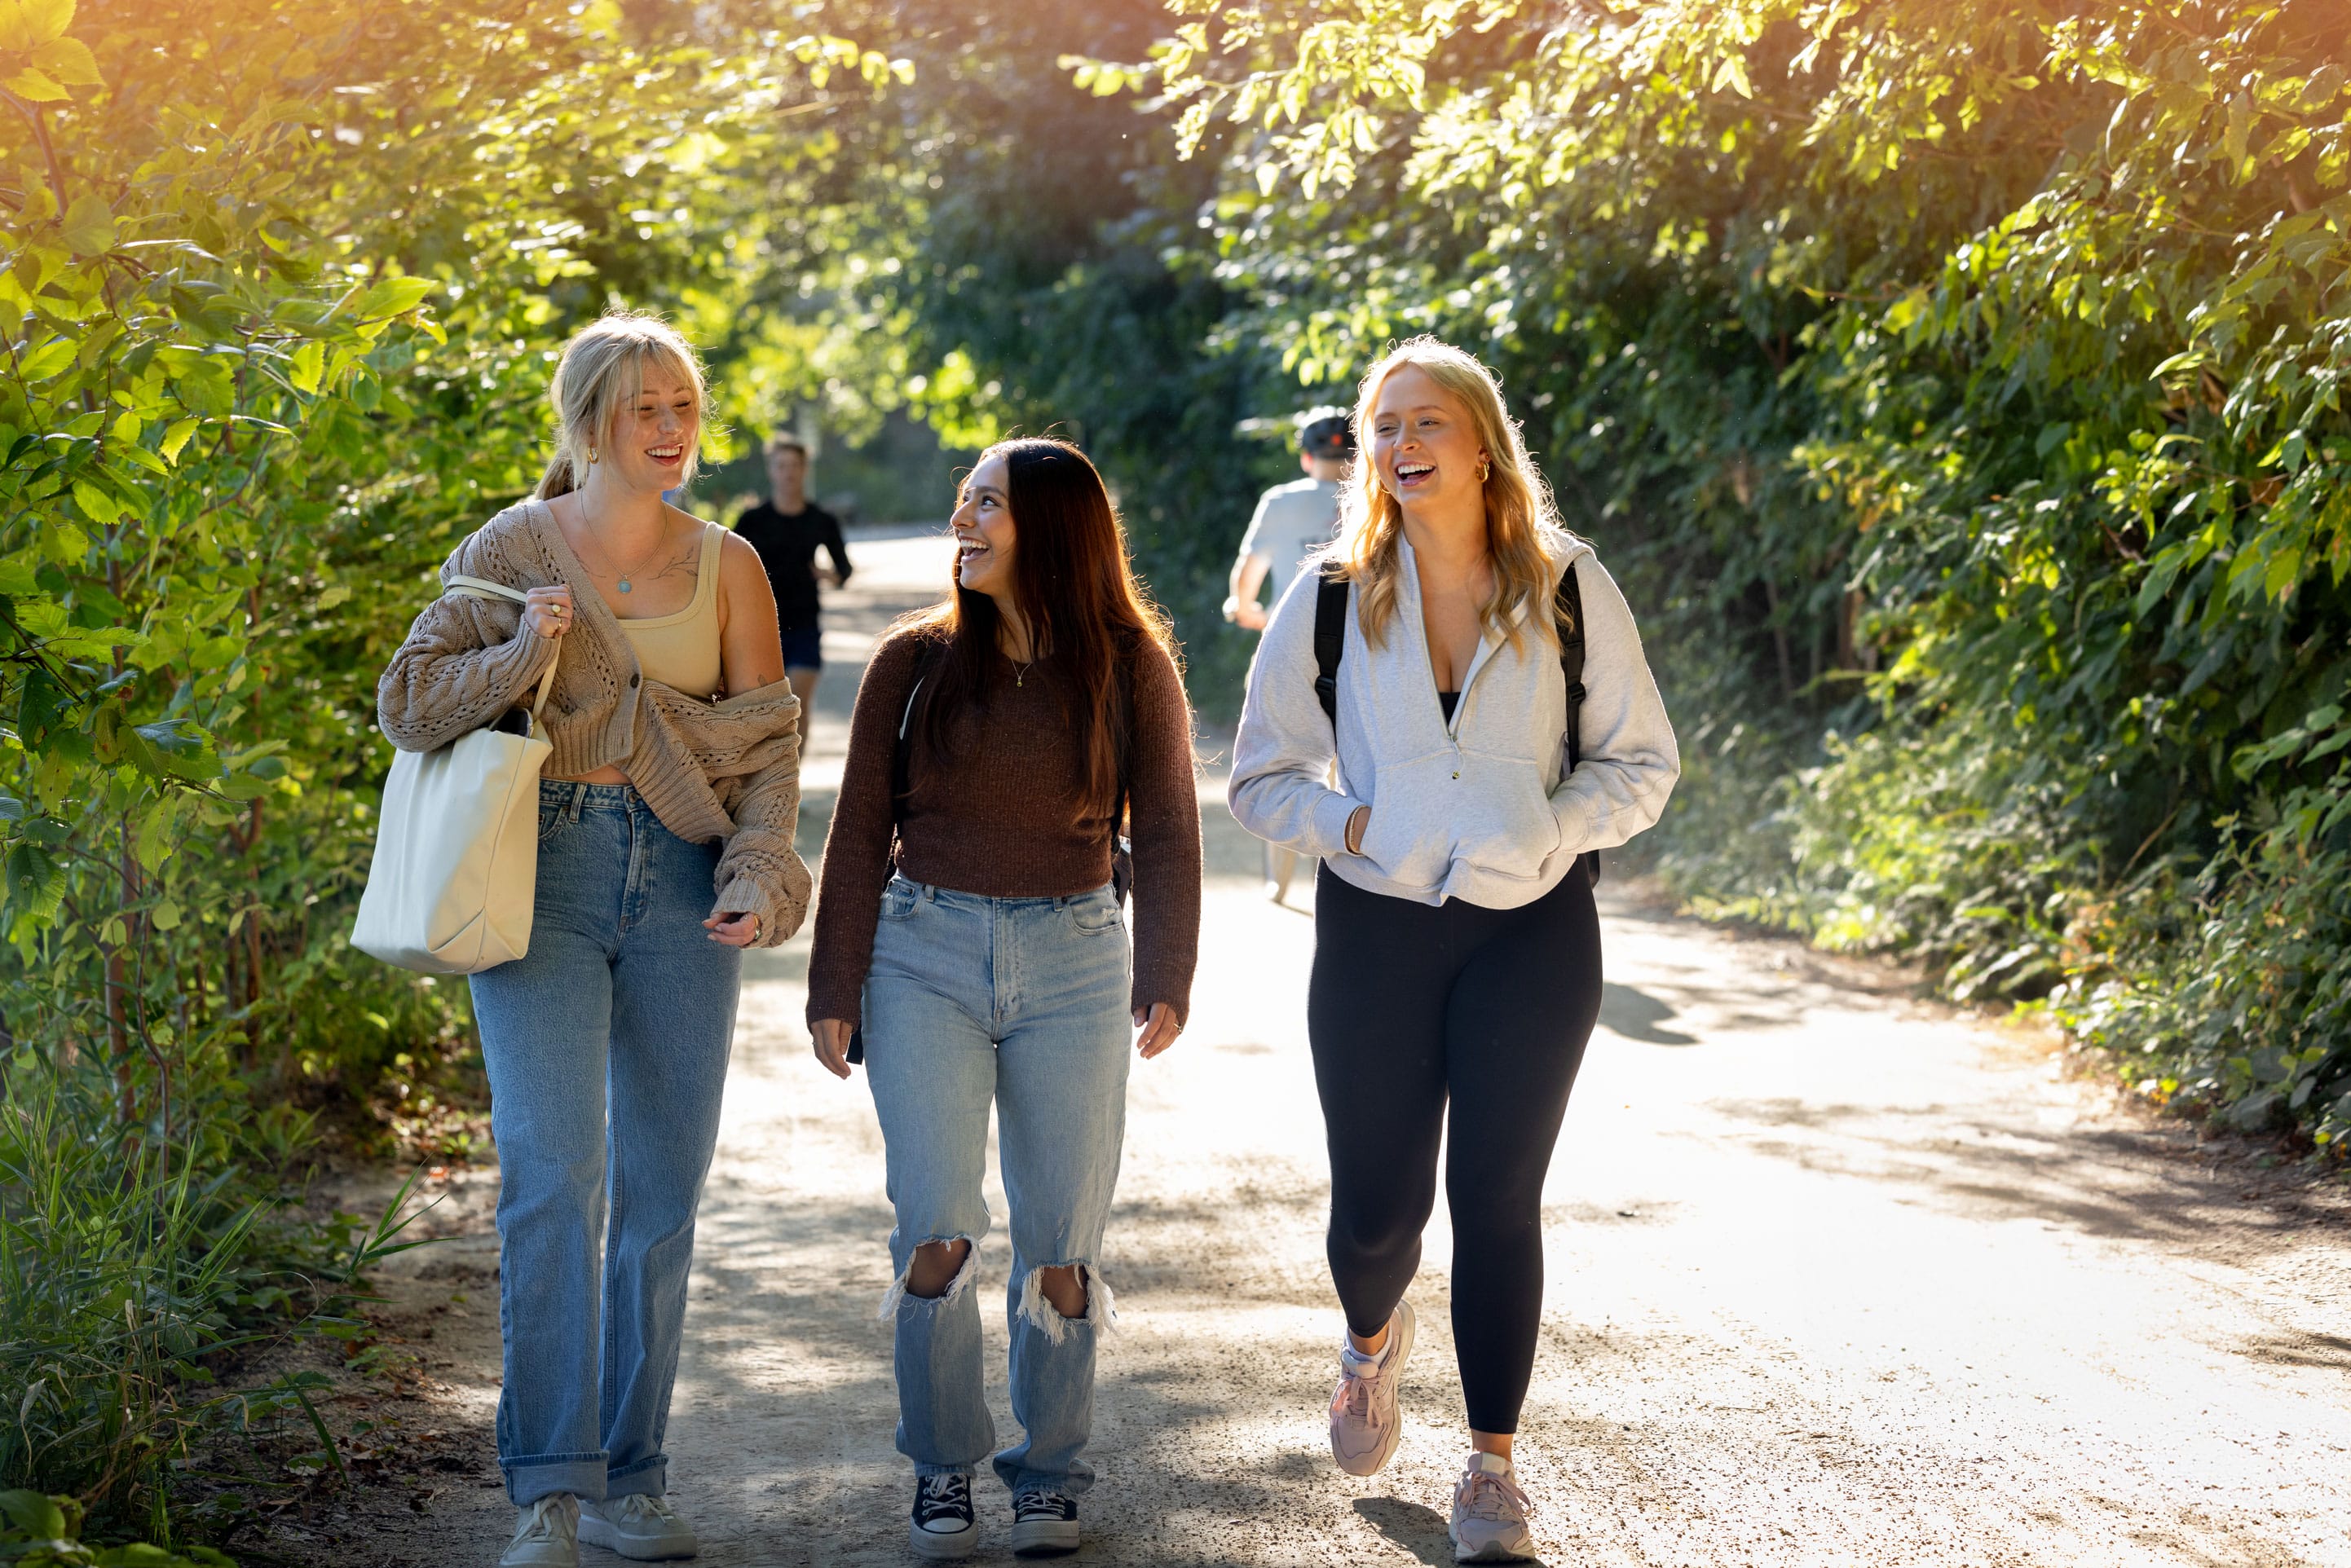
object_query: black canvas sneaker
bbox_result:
[909,1473,977,1559]
[1009,1488,1080,1557]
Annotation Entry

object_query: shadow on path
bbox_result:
[1598,981,1697,1046]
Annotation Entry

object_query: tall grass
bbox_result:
[0,1053,430,1545]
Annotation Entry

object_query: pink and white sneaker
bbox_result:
[1327,1298,1415,1476]
[1449,1451,1537,1562]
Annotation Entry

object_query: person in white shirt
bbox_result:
[1224,411,1353,901]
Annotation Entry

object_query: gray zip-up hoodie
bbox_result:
[1228,534,1679,909]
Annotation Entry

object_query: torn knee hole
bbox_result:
[878,1236,978,1319]
[1037,1263,1087,1317]
[907,1239,972,1297]
[1017,1263,1116,1343]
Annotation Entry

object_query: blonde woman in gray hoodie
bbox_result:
[1228,337,1679,1564]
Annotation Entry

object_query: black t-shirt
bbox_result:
[733,500,851,631]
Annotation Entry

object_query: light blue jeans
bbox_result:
[468,782,741,1507]
[863,874,1132,1496]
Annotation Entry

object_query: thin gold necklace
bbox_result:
[1002,625,1037,686]
[578,499,672,594]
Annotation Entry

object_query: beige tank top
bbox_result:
[617,522,724,698]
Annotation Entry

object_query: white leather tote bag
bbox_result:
[351,576,562,975]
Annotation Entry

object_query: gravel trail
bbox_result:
[335,531,2351,1568]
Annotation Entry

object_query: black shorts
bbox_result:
[780,624,823,670]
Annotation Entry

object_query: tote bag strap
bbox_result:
[447,575,561,725]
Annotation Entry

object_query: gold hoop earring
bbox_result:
[1479,456,1492,482]
[586,445,599,465]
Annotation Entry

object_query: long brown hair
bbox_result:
[1333,336,1570,654]
[902,438,1178,813]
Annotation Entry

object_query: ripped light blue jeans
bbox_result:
[863,874,1132,1496]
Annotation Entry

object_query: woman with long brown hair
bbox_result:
[805,437,1201,1559]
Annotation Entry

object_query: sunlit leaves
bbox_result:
[0,0,874,1173]
[784,32,911,90]
[353,276,435,323]
[30,31,95,86]
[55,191,110,253]
[1122,0,2351,1145]
[0,0,93,99]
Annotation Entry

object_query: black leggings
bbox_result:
[1308,862,1603,1435]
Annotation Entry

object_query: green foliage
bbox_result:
[1,0,901,1095]
[0,1487,233,1566]
[0,1053,431,1541]
[1103,0,2351,1149]
[681,0,1313,708]
[2066,764,2351,1149]
[0,0,884,1535]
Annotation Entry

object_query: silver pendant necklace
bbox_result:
[580,499,671,593]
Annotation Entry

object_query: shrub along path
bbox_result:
[317,531,2350,1568]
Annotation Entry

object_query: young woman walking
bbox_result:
[806,438,1201,1560]
[378,312,811,1568]
[1228,338,1679,1563]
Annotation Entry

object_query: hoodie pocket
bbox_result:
[1355,752,1458,888]
[1447,751,1564,883]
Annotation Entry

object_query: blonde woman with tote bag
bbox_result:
[376,312,809,1568]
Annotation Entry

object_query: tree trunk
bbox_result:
[1762,577,1795,698]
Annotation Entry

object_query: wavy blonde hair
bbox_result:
[1332,336,1570,653]
[535,311,708,500]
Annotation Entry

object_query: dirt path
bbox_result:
[312,531,2351,1568]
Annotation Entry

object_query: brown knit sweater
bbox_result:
[805,625,1202,1027]
[376,500,812,945]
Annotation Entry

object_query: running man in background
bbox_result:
[1225,409,1354,904]
[734,434,853,724]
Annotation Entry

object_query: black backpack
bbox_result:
[1312,562,1601,887]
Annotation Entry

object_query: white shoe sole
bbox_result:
[1330,1298,1416,1478]
[1451,1530,1535,1564]
[576,1515,696,1561]
[1009,1518,1081,1557]
[497,1548,578,1568]
[908,1520,978,1560]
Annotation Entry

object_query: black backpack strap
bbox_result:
[1312,566,1349,725]
[1555,556,1586,771]
[1111,639,1136,905]
[889,638,944,826]
[1555,555,1601,886]
[858,637,943,1068]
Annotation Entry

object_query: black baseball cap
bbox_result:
[1299,412,1356,459]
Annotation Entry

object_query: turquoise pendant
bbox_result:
[617,579,633,593]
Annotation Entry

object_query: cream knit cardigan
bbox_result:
[376,499,811,946]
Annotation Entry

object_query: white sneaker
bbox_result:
[578,1493,699,1561]
[1327,1298,1414,1477]
[500,1494,580,1568]
[1449,1452,1536,1563]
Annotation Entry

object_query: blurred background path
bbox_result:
[360,531,2351,1568]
